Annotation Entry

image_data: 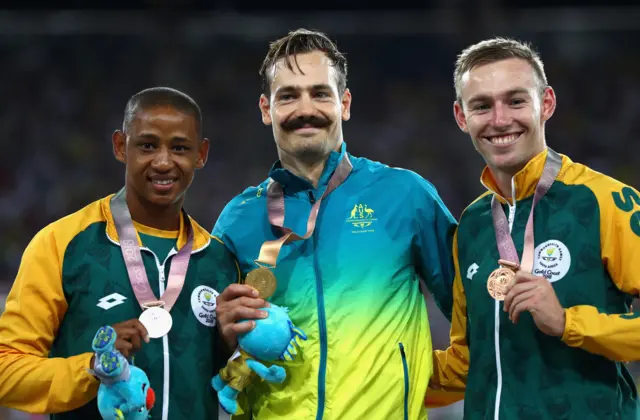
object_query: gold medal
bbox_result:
[245,267,277,299]
[487,260,519,301]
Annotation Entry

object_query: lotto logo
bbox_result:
[97,293,127,310]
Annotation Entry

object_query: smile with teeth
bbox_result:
[152,179,176,185]
[487,133,521,145]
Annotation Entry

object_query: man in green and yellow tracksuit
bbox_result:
[0,87,239,420]
[427,38,640,418]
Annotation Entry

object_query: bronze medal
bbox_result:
[245,267,277,299]
[487,260,519,301]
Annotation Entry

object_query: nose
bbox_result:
[296,92,315,116]
[491,102,512,128]
[151,147,173,172]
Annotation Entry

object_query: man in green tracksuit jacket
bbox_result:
[0,87,239,420]
[427,38,640,419]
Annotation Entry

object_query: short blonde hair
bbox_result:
[454,37,548,102]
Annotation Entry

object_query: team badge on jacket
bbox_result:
[191,285,219,327]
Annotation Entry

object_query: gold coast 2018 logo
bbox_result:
[191,286,219,327]
[533,240,571,283]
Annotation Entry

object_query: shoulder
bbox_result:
[207,234,236,260]
[24,197,107,268]
[43,198,107,250]
[556,155,633,200]
[215,180,270,228]
[555,155,640,232]
[212,180,269,243]
[196,234,241,284]
[459,191,493,224]
[350,155,441,198]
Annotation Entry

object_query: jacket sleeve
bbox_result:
[0,226,99,413]
[411,174,458,321]
[212,196,244,260]
[561,181,640,361]
[425,229,467,407]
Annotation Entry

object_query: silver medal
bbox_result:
[139,306,173,339]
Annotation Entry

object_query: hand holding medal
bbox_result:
[502,270,566,337]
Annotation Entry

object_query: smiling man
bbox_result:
[427,37,640,419]
[212,29,457,419]
[0,87,239,420]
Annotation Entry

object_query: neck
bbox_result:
[125,188,182,231]
[280,157,326,188]
[491,169,516,199]
[279,141,342,188]
[490,143,547,199]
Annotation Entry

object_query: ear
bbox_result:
[540,86,556,122]
[340,88,352,121]
[259,94,272,126]
[196,138,210,169]
[112,130,127,164]
[453,101,469,133]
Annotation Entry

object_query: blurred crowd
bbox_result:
[0,20,639,420]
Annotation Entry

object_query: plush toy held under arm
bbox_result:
[211,303,307,415]
[88,326,156,420]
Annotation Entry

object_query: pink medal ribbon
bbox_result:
[254,153,353,268]
[486,149,562,301]
[490,149,562,274]
[110,189,193,337]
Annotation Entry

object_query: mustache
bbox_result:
[281,115,331,131]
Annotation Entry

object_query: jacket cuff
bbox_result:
[561,307,583,347]
[84,352,101,384]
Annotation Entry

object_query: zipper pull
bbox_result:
[308,191,316,204]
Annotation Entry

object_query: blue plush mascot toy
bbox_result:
[88,325,155,420]
[212,304,307,415]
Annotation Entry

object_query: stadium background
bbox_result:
[0,1,638,418]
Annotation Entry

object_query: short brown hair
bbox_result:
[454,37,548,102]
[259,28,348,95]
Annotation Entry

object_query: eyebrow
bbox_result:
[468,88,531,104]
[275,84,333,94]
[136,133,192,143]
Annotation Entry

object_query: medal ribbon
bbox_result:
[111,188,193,311]
[255,153,353,267]
[491,149,562,273]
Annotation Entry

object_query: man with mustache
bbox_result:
[427,37,640,419]
[212,29,457,419]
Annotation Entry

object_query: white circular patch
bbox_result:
[191,285,219,327]
[532,240,571,283]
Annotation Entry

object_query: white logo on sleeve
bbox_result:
[533,240,571,283]
[191,285,219,327]
[97,293,127,310]
[467,263,479,280]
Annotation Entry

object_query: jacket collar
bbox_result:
[268,142,348,195]
[100,194,211,252]
[480,148,567,204]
